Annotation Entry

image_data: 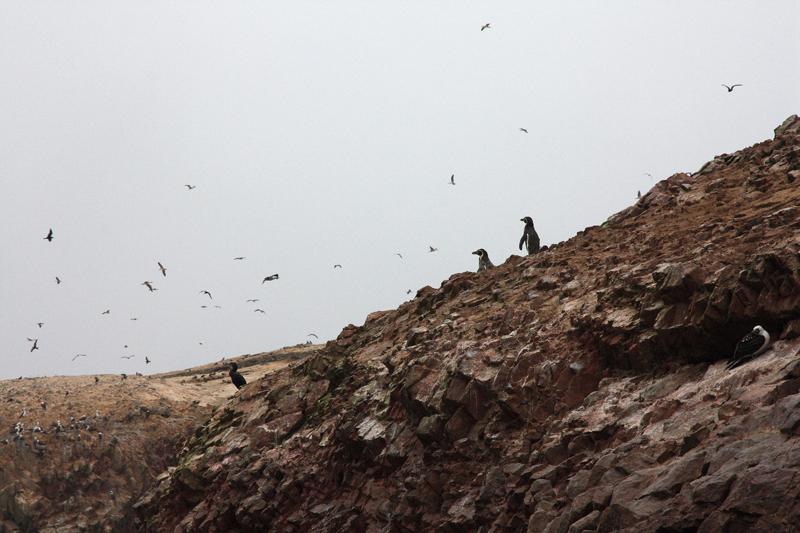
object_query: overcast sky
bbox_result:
[1,1,798,379]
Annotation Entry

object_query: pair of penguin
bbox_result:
[472,216,540,272]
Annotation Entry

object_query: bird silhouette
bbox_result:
[200,305,208,308]
[308,333,319,339]
[519,128,528,133]
[72,354,86,361]
[142,281,157,292]
[44,229,53,242]
[481,23,491,31]
[158,262,167,277]
[185,184,196,190]
[395,253,403,259]
[37,323,44,328]
[200,290,213,299]
[450,174,455,186]
[121,355,135,360]
[406,289,413,295]
[145,357,151,364]
[214,305,222,309]
[254,309,266,314]
[334,264,342,269]
[27,338,39,352]
[429,246,439,253]
[55,277,61,285]
[246,299,259,303]
[233,257,246,261]
[722,84,742,93]
[130,317,138,321]
[263,274,279,283]
[101,309,111,315]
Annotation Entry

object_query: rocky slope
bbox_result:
[134,115,800,533]
[0,345,316,532]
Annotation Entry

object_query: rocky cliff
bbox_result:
[135,115,800,532]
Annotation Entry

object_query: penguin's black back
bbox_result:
[230,369,247,389]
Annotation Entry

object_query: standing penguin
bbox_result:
[472,249,494,272]
[519,217,540,255]
[229,362,247,389]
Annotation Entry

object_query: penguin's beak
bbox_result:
[520,218,525,222]
[472,250,480,255]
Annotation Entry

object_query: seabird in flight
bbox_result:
[72,354,87,361]
[395,253,403,259]
[450,174,455,186]
[262,274,279,283]
[158,262,167,277]
[121,355,135,360]
[519,128,528,133]
[27,338,39,352]
[722,84,742,93]
[254,309,266,314]
[102,309,111,315]
[233,257,246,261]
[145,357,151,364]
[55,277,61,285]
[334,264,342,269]
[142,281,157,292]
[44,229,53,242]
[429,246,438,253]
[37,323,44,328]
[200,290,213,299]
[481,23,491,31]
[185,184,196,190]
[308,333,319,339]
[246,299,259,303]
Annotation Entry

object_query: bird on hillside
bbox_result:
[429,246,438,253]
[185,184,196,190]
[308,333,319,339]
[94,376,99,384]
[229,363,247,390]
[72,354,86,361]
[637,190,642,200]
[27,338,39,352]
[254,309,266,314]
[481,23,491,31]
[145,357,151,364]
[722,84,742,93]
[233,257,246,261]
[334,264,342,269]
[44,229,53,242]
[200,290,213,299]
[519,217,541,255]
[263,274,279,283]
[395,253,403,259]
[142,281,157,292]
[246,299,259,303]
[726,326,770,369]
[158,262,167,277]
[121,355,135,360]
[519,128,528,133]
[102,309,111,315]
[472,248,495,272]
[55,277,61,285]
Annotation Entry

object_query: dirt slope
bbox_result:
[136,115,800,533]
[0,345,317,532]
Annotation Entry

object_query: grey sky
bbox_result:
[1,1,798,379]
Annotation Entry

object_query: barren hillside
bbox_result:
[135,115,800,532]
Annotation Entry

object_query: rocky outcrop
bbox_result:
[131,116,800,532]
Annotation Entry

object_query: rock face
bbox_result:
[125,116,799,531]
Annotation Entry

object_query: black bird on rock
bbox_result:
[519,217,541,255]
[726,326,770,369]
[229,363,246,390]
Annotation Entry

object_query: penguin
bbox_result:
[229,362,247,390]
[519,217,540,255]
[472,249,494,272]
[726,326,770,369]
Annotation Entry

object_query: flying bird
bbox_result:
[254,309,266,314]
[519,128,528,133]
[44,229,53,242]
[55,277,61,285]
[429,246,438,253]
[308,333,319,339]
[262,274,279,283]
[101,309,111,315]
[142,281,157,292]
[158,262,167,277]
[72,354,87,361]
[481,23,491,31]
[450,174,455,186]
[395,253,403,259]
[37,323,44,328]
[185,184,196,190]
[121,355,135,360]
[145,357,151,364]
[199,290,213,299]
[726,326,770,369]
[246,299,259,303]
[645,173,653,179]
[406,289,413,295]
[233,257,246,261]
[130,317,138,321]
[334,264,342,269]
[27,338,39,352]
[200,305,208,308]
[214,305,222,309]
[722,84,742,93]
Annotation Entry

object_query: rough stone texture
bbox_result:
[130,116,800,532]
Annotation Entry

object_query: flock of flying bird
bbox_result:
[22,21,749,378]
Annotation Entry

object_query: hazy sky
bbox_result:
[1,1,798,379]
